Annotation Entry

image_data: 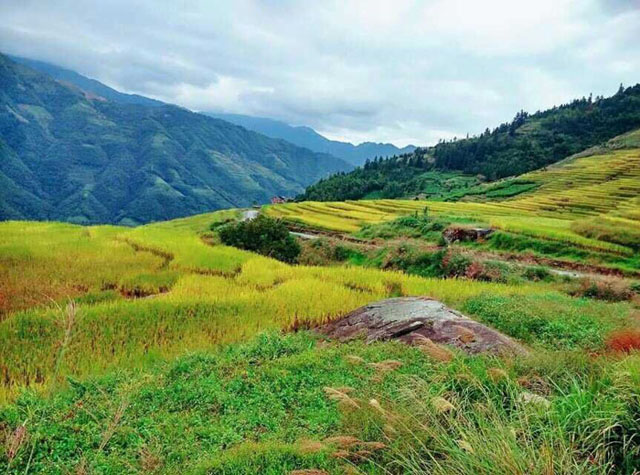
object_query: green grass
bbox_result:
[2,332,639,473]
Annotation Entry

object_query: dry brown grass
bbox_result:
[487,367,509,382]
[431,396,456,414]
[606,329,640,353]
[6,423,27,462]
[296,439,326,454]
[323,436,361,449]
[323,387,361,409]
[345,355,365,365]
[414,336,454,362]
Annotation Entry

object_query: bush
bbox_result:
[357,212,449,241]
[218,215,301,263]
[523,266,552,282]
[606,329,640,353]
[442,252,472,277]
[571,278,634,302]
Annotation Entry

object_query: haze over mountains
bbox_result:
[10,55,413,167]
[0,54,351,225]
[206,113,415,166]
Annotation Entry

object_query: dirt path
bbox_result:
[241,209,259,221]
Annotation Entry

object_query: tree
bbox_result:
[218,215,301,263]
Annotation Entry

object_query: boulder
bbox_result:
[443,227,493,243]
[319,297,527,355]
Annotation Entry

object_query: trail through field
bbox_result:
[241,209,259,221]
[290,231,320,240]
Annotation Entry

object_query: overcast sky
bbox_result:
[1,0,639,147]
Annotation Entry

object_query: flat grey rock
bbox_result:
[320,297,527,355]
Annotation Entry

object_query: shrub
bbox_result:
[571,278,634,302]
[297,239,359,266]
[606,329,640,353]
[442,252,472,277]
[357,213,449,241]
[218,215,301,263]
[523,266,552,282]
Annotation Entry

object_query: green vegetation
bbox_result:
[301,85,640,202]
[219,215,301,263]
[356,209,448,242]
[1,200,639,473]
[3,332,640,473]
[0,53,350,225]
[268,143,640,274]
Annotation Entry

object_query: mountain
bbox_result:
[9,55,164,108]
[205,113,416,166]
[9,55,414,167]
[301,85,640,202]
[0,54,352,225]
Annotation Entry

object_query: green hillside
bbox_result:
[302,85,640,202]
[0,54,351,225]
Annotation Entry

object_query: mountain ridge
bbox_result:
[8,55,414,166]
[205,112,416,166]
[0,53,351,224]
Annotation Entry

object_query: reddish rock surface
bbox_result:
[320,297,527,355]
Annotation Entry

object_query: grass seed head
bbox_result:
[431,396,456,414]
[368,360,403,372]
[331,449,350,459]
[487,367,509,382]
[345,355,365,365]
[416,337,454,362]
[297,439,326,454]
[518,391,551,408]
[7,424,27,461]
[457,439,474,453]
[323,435,361,449]
[323,387,361,409]
[359,441,386,451]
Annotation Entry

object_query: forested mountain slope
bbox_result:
[9,55,413,167]
[302,85,640,201]
[0,54,351,224]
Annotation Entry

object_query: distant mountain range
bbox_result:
[205,113,416,166]
[0,54,351,225]
[9,55,414,166]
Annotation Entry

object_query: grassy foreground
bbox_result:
[3,332,640,474]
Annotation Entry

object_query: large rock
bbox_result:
[443,227,493,243]
[320,297,527,355]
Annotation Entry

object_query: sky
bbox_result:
[1,0,639,147]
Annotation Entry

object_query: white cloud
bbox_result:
[0,0,638,147]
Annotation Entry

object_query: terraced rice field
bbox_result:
[1,215,547,403]
[266,148,640,257]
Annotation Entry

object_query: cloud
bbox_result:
[0,0,638,146]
